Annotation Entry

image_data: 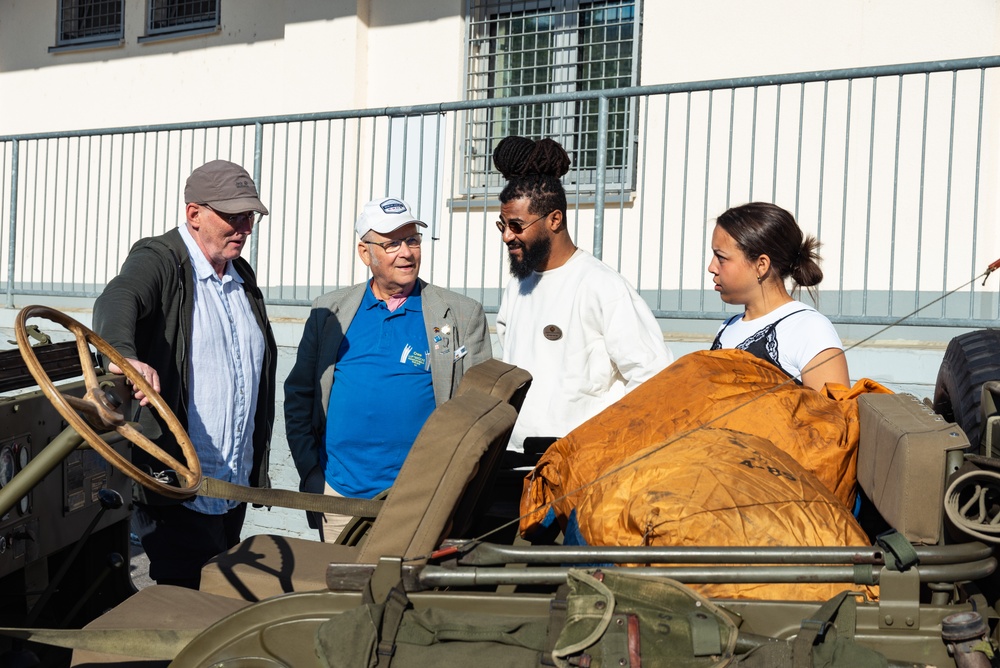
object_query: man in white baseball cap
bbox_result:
[284,197,493,541]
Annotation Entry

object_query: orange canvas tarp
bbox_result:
[571,426,874,600]
[523,349,890,529]
[519,349,891,600]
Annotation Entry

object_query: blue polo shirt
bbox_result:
[323,282,436,497]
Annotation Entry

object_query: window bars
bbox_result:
[465,0,641,194]
[57,0,123,45]
[147,0,219,35]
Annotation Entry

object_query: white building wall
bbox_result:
[4,2,997,131]
[646,1,1000,81]
[4,1,998,289]
[0,1,469,132]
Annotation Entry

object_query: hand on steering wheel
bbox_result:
[15,305,202,500]
[109,358,160,406]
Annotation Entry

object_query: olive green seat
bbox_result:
[336,358,532,545]
[200,387,518,601]
[453,357,532,412]
[70,585,251,667]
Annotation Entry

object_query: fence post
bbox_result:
[6,139,18,309]
[593,95,609,260]
[249,121,264,270]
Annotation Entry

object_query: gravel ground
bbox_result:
[127,516,153,590]
[128,542,153,590]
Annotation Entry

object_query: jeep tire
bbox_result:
[933,329,1000,452]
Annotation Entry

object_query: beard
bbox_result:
[508,234,552,279]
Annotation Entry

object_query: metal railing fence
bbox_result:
[3,55,1000,328]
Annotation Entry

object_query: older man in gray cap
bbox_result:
[284,196,492,541]
[94,159,277,589]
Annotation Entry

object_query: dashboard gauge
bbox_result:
[17,444,28,471]
[0,447,13,488]
[17,494,29,516]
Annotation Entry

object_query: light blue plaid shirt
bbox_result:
[179,225,264,514]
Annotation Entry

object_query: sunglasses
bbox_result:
[495,210,554,235]
[203,205,259,228]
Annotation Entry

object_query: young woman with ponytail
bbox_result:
[708,202,850,391]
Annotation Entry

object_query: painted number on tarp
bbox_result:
[739,460,797,481]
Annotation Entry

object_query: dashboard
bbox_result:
[0,343,133,581]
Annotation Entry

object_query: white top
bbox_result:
[179,225,265,514]
[712,300,843,381]
[496,249,673,452]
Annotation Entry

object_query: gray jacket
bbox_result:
[283,279,492,480]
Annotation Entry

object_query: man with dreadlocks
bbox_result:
[492,136,673,457]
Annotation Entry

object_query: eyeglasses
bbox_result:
[203,205,259,228]
[496,210,553,235]
[364,233,423,254]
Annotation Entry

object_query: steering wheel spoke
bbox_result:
[117,422,200,489]
[62,392,98,414]
[14,306,202,500]
[71,322,103,392]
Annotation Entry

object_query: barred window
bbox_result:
[465,0,640,194]
[57,0,123,45]
[147,0,219,35]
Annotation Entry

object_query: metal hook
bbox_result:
[982,258,1000,286]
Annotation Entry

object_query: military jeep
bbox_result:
[2,305,1000,668]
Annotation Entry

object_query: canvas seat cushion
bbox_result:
[70,585,250,667]
[201,390,517,600]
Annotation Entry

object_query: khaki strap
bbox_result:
[199,477,383,518]
[0,627,198,659]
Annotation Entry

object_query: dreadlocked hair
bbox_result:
[493,136,570,218]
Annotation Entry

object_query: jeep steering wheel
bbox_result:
[15,305,202,500]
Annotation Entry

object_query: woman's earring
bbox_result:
[757,275,763,284]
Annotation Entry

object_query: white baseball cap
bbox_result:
[355,197,427,237]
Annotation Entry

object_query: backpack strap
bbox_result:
[792,591,852,668]
[361,558,412,668]
[374,583,410,667]
[540,584,570,666]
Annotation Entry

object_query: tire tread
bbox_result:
[933,329,1000,451]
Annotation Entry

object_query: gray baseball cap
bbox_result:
[184,160,269,215]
